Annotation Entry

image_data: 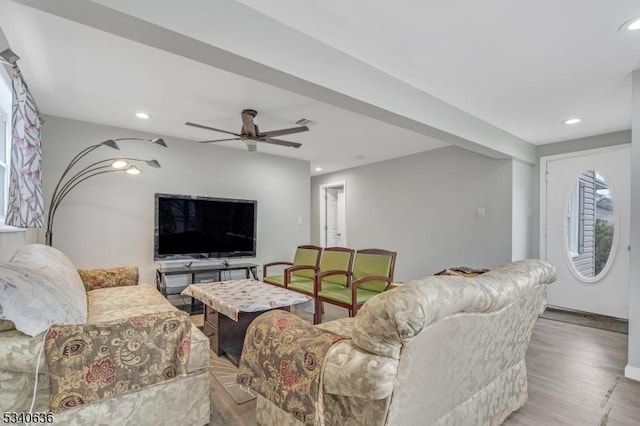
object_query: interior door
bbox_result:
[325,186,345,246]
[542,146,630,318]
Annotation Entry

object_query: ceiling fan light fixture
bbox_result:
[619,17,640,31]
[245,140,258,152]
[563,117,582,125]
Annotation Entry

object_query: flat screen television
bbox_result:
[154,193,257,260]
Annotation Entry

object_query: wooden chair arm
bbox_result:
[286,264,318,273]
[351,275,393,288]
[262,261,293,277]
[351,276,393,297]
[283,265,318,288]
[314,270,352,294]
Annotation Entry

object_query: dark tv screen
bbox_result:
[154,194,257,260]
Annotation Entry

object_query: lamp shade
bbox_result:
[101,140,120,150]
[46,136,164,246]
[111,159,128,169]
[151,137,168,147]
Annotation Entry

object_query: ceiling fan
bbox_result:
[185,109,308,152]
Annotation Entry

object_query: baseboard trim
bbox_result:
[540,306,628,334]
[625,365,640,382]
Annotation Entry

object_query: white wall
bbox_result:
[512,160,533,260]
[0,229,37,261]
[40,116,310,283]
[311,146,513,282]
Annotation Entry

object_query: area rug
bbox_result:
[211,355,256,404]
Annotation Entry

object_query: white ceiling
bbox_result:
[1,0,639,175]
[237,0,640,144]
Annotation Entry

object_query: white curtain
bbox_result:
[5,66,44,228]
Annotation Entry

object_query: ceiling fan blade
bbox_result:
[258,126,309,138]
[199,138,242,144]
[260,138,302,149]
[185,122,241,137]
[241,112,257,138]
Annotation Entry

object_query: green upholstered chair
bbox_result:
[287,247,355,301]
[262,245,322,288]
[314,249,396,324]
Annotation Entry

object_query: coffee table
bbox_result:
[182,279,313,365]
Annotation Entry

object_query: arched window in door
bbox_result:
[565,170,615,280]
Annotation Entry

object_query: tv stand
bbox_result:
[155,262,259,314]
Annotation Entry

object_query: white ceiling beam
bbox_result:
[15,0,536,164]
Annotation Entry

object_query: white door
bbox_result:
[542,146,630,318]
[324,185,346,247]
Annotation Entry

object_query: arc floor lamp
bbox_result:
[45,137,166,246]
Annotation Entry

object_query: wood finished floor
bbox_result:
[205,307,640,426]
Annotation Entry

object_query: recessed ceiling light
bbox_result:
[564,118,582,125]
[620,17,640,31]
[355,155,364,160]
[135,112,151,119]
[315,167,323,172]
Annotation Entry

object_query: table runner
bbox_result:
[182,279,313,321]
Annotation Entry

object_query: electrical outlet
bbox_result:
[476,208,485,219]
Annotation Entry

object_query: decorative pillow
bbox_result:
[10,244,87,321]
[434,266,490,277]
[77,266,139,291]
[0,263,86,336]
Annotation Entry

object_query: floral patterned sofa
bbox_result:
[239,259,556,426]
[0,244,210,425]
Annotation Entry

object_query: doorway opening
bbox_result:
[319,182,346,247]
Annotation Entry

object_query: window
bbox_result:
[566,169,614,279]
[0,66,11,223]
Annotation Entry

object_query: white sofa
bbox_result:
[241,259,556,426]
[0,244,210,425]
